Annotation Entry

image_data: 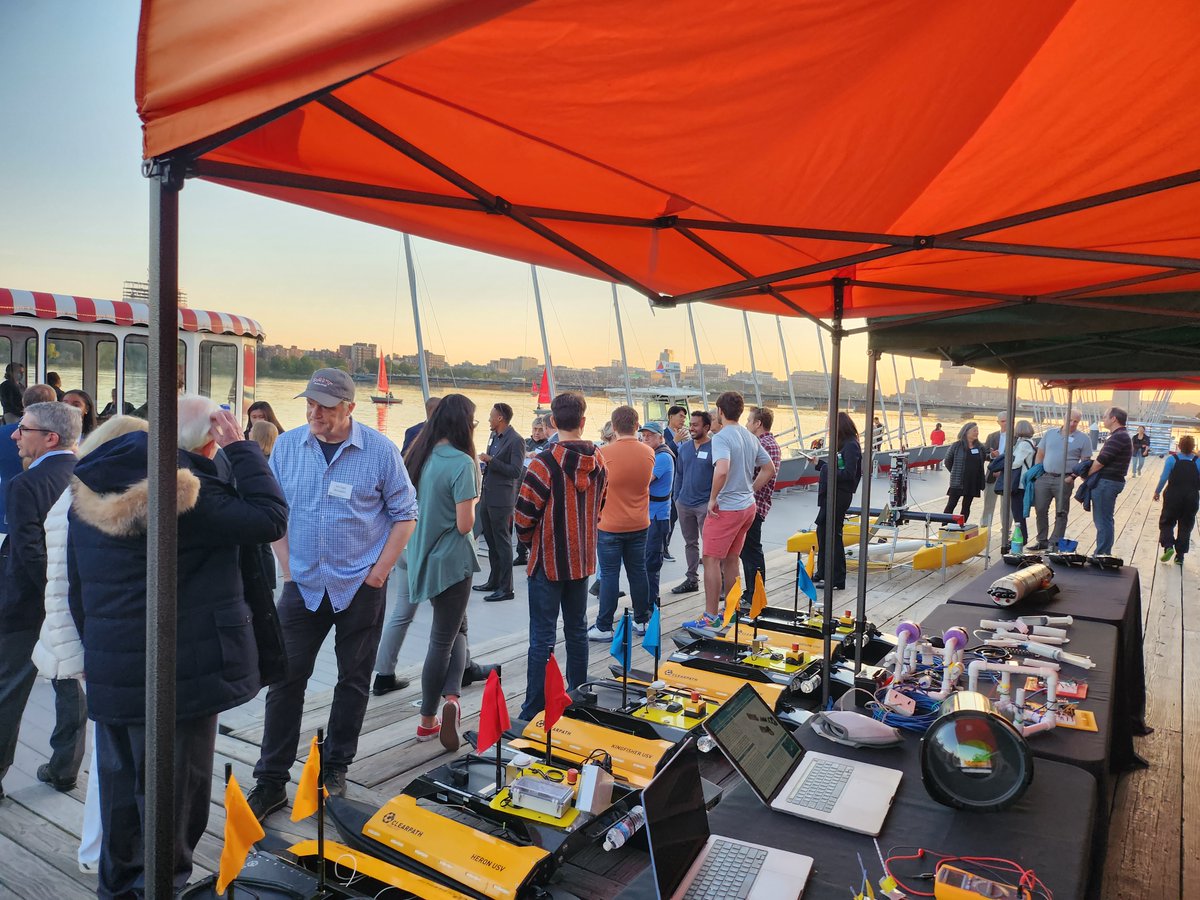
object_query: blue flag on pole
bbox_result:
[797,564,818,602]
[642,606,661,658]
[610,615,631,669]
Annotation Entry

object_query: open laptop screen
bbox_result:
[704,684,804,802]
[643,742,711,898]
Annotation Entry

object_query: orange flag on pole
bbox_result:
[750,572,769,619]
[291,735,326,822]
[217,773,264,895]
[722,578,742,627]
[543,653,572,732]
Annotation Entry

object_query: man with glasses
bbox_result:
[248,369,418,820]
[0,400,82,801]
[1029,410,1092,551]
[1080,407,1132,555]
[0,384,56,535]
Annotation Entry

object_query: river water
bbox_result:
[253,376,967,449]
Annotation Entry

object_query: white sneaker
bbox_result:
[587,625,614,642]
[79,861,98,875]
[633,620,647,636]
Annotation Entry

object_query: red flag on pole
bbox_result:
[543,653,572,732]
[476,669,511,755]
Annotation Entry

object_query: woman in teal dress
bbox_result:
[404,394,482,750]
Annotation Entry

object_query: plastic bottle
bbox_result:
[602,805,646,851]
[1010,524,1024,555]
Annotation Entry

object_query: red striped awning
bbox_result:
[0,288,264,339]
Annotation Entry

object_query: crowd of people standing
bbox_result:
[0,362,1195,898]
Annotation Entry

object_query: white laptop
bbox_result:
[702,684,902,836]
[642,740,813,899]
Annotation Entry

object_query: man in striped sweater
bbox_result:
[514,392,607,720]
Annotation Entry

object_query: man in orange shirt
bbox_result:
[587,405,654,640]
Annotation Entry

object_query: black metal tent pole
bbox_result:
[820,280,846,709]
[853,351,879,674]
[1000,375,1018,551]
[146,158,183,899]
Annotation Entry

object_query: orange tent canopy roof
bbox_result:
[136,0,1200,320]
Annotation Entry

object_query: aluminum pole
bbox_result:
[909,357,928,445]
[688,305,709,408]
[742,311,763,407]
[530,265,557,397]
[776,316,802,439]
[402,233,430,402]
[820,281,846,708]
[147,163,181,900]
[854,351,879,673]
[612,283,634,406]
[815,322,830,410]
[891,354,907,447]
[875,374,892,450]
[1000,375,1018,546]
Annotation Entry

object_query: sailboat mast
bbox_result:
[815,322,831,412]
[688,305,709,409]
[908,357,927,444]
[775,316,801,440]
[612,284,634,406]
[402,233,431,403]
[530,265,557,397]
[742,312,763,407]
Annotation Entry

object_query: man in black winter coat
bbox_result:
[67,398,288,898]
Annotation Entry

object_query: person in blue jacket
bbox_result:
[1154,434,1199,565]
[67,397,288,897]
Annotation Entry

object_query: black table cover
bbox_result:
[946,562,1147,761]
[616,727,1095,900]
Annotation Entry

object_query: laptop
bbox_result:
[642,740,813,900]
[702,684,902,836]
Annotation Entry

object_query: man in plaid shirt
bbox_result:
[740,407,781,603]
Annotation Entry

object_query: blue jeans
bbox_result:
[1091,478,1125,554]
[1131,453,1145,476]
[596,528,650,630]
[520,569,590,720]
[645,518,670,606]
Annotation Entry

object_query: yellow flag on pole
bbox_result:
[722,578,742,627]
[217,773,264,895]
[750,572,769,619]
[291,735,326,822]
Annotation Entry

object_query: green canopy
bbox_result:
[866,291,1200,378]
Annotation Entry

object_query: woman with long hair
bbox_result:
[1006,420,1037,547]
[244,401,286,439]
[1131,424,1150,477]
[249,420,279,458]
[63,389,98,437]
[404,394,481,749]
[943,421,985,520]
[813,412,863,591]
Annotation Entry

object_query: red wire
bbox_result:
[883,849,1053,900]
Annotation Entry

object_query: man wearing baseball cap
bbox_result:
[639,422,675,608]
[247,368,418,820]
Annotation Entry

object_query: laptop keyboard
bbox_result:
[787,758,854,813]
[682,838,767,900]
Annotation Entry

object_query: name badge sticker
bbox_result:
[697,451,709,460]
[970,448,980,455]
[328,481,353,499]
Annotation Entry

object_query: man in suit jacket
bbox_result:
[0,401,81,799]
[475,402,526,602]
[980,411,1008,528]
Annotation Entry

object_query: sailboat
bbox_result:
[371,354,403,405]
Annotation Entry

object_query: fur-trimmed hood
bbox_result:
[70,430,201,537]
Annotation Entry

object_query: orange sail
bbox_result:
[376,354,389,395]
[537,368,551,405]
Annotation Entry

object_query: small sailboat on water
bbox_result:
[371,353,403,405]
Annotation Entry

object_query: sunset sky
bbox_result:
[0,1,1174,407]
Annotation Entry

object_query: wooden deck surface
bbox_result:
[0,461,1190,898]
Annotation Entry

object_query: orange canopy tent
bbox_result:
[137,0,1200,323]
[130,7,1200,877]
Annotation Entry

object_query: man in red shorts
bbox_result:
[685,392,776,628]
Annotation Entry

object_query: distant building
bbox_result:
[400,350,447,370]
[488,355,539,374]
[685,363,729,380]
[339,342,378,372]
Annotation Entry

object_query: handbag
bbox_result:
[240,545,288,686]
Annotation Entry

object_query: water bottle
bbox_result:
[603,805,646,851]
[1010,524,1024,556]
